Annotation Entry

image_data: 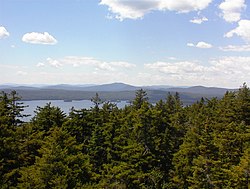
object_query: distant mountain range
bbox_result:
[0,82,237,105]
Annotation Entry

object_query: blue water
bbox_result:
[20,100,128,121]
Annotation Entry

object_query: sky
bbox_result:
[0,0,250,88]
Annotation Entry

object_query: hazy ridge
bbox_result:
[0,82,237,105]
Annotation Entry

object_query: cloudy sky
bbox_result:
[1,0,250,88]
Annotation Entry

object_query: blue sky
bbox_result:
[0,0,250,88]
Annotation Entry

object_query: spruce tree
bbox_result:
[18,127,92,188]
[0,91,27,187]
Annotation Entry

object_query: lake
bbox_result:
[20,100,129,121]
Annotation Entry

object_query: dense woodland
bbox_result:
[0,84,250,188]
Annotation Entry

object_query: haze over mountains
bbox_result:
[0,82,237,105]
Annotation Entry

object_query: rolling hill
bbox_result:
[0,82,237,105]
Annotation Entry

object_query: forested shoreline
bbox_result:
[0,85,249,188]
[1,86,225,105]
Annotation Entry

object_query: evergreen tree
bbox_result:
[132,89,148,110]
[18,127,92,188]
[31,102,66,132]
[8,91,28,126]
[63,108,93,147]
[170,99,216,188]
[230,147,250,188]
[91,93,103,111]
[235,83,250,125]
[0,91,28,188]
[1,85,250,188]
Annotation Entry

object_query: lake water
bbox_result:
[20,100,129,121]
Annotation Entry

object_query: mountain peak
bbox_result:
[82,82,138,91]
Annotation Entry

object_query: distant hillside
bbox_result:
[81,82,138,91]
[0,82,237,105]
[42,84,97,91]
[2,83,137,91]
[165,86,236,95]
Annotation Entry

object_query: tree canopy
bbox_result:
[0,86,250,188]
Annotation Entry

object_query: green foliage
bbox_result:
[132,89,149,110]
[18,127,92,188]
[31,102,66,131]
[1,86,250,188]
[0,91,27,187]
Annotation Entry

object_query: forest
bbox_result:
[0,84,249,188]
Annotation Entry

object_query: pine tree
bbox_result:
[31,102,66,132]
[0,91,28,188]
[170,99,217,188]
[63,107,93,147]
[132,89,148,110]
[235,83,250,125]
[18,127,92,188]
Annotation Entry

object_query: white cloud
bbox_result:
[43,56,136,71]
[0,64,19,69]
[99,0,159,20]
[17,71,28,76]
[190,16,208,24]
[159,0,212,13]
[225,20,250,42]
[100,0,212,20]
[196,41,213,48]
[95,62,115,71]
[2,56,250,87]
[36,62,46,67]
[0,62,131,85]
[220,44,250,51]
[187,43,195,47]
[109,61,136,69]
[219,0,246,23]
[0,26,10,39]
[145,61,206,75]
[168,57,177,60]
[187,41,213,48]
[34,71,130,85]
[144,56,250,87]
[22,32,57,45]
[46,58,63,68]
[210,56,250,76]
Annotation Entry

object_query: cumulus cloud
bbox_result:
[0,61,134,85]
[17,71,28,76]
[0,26,10,39]
[22,32,57,45]
[220,44,250,51]
[42,56,136,71]
[187,43,195,47]
[225,20,250,42]
[36,62,46,67]
[159,0,212,13]
[144,56,250,87]
[0,64,18,70]
[219,0,246,23]
[196,41,213,48]
[99,0,159,20]
[145,61,206,75]
[100,0,212,20]
[109,61,136,69]
[46,58,63,68]
[187,41,213,48]
[190,16,208,24]
[210,56,250,76]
